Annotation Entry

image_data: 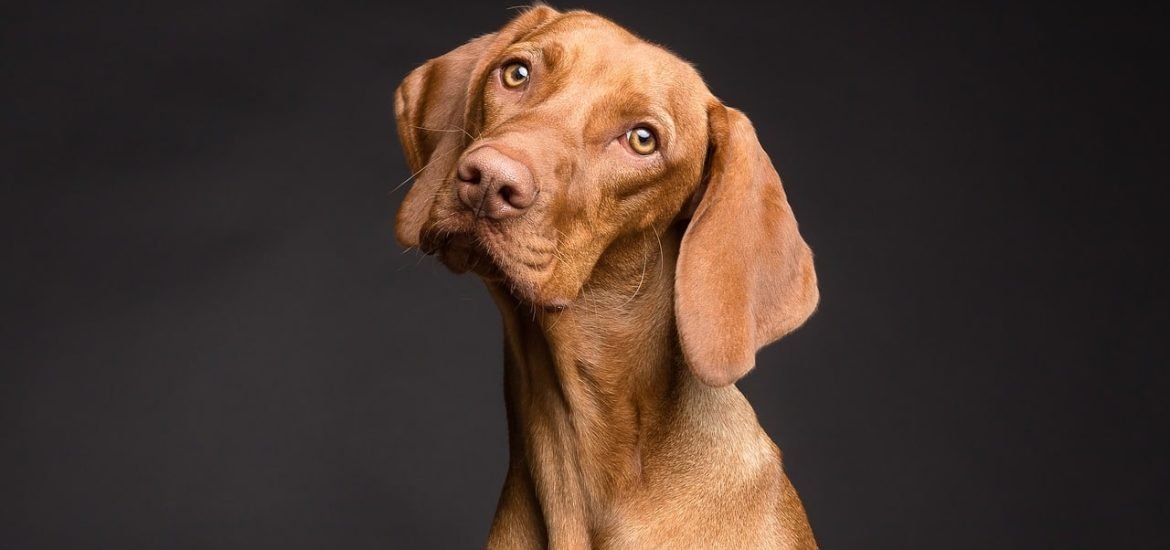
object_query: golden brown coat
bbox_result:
[395,7,819,548]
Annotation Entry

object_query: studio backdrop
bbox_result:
[2,1,1166,548]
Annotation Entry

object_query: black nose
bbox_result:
[456,147,536,220]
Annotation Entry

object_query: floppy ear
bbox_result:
[393,5,559,247]
[675,103,819,387]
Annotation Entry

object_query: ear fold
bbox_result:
[675,103,819,387]
[393,6,560,247]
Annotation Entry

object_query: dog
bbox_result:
[394,6,819,548]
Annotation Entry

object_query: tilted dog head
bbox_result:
[394,6,818,386]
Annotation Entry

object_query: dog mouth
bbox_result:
[420,220,566,308]
[422,230,503,278]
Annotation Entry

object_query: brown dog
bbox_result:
[394,6,819,548]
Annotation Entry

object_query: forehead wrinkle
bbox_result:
[500,41,566,70]
[525,15,639,65]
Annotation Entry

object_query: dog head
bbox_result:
[394,7,818,386]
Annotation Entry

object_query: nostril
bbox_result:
[458,162,481,185]
[499,181,534,210]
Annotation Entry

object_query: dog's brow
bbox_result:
[500,43,542,64]
[583,93,677,148]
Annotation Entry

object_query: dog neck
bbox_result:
[486,225,690,534]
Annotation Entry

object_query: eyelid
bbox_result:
[643,110,674,147]
[498,45,541,70]
[500,57,531,69]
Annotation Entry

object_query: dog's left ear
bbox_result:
[393,6,560,247]
[675,103,819,387]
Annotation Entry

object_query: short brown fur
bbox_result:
[394,6,819,548]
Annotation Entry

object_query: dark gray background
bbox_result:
[3,1,1167,548]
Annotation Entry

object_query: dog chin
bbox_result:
[425,230,571,310]
[426,233,501,278]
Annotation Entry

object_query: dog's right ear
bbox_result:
[394,6,560,248]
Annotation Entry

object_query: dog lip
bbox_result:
[419,230,461,257]
[421,223,520,284]
[421,216,573,308]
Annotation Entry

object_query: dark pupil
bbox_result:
[635,129,651,143]
[512,65,528,80]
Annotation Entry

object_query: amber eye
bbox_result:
[501,62,530,88]
[626,127,657,155]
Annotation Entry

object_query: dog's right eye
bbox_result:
[501,62,530,88]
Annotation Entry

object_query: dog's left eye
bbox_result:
[501,62,530,88]
[626,127,658,155]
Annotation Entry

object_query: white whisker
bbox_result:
[390,147,456,195]
[619,232,649,310]
[410,124,476,142]
[652,226,664,280]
